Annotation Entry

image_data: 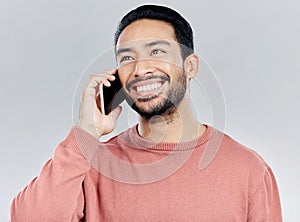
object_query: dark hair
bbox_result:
[114,4,194,59]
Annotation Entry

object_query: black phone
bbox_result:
[97,71,125,115]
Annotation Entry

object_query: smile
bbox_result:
[126,75,170,99]
[136,82,162,92]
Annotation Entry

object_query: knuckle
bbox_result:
[89,73,110,82]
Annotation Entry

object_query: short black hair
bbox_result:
[114,4,194,59]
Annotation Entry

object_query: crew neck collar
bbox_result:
[118,124,216,151]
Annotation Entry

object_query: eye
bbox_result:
[120,55,134,63]
[151,49,165,55]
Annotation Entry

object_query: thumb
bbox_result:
[108,106,122,123]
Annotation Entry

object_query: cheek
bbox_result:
[157,54,183,72]
[168,65,184,79]
[118,67,132,87]
[154,61,180,77]
[119,77,127,90]
[118,61,137,79]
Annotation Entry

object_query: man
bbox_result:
[10,5,282,221]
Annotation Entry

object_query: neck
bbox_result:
[137,98,206,143]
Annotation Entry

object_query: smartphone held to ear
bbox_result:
[97,71,125,115]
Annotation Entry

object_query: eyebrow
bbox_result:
[145,40,171,48]
[116,40,172,56]
[116,47,134,56]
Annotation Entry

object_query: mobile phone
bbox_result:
[97,71,125,115]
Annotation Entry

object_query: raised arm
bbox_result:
[10,69,122,221]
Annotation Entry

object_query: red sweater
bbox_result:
[10,125,282,221]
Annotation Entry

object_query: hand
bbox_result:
[77,68,122,138]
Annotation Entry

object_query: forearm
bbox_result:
[10,126,98,221]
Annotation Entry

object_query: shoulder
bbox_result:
[209,129,278,187]
[207,129,270,176]
[207,129,282,218]
[221,132,267,168]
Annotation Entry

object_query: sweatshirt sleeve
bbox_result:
[247,165,282,222]
[10,126,100,222]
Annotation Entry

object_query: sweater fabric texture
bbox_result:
[10,125,282,221]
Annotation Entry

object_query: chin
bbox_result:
[131,97,177,121]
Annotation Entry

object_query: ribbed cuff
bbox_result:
[61,126,102,161]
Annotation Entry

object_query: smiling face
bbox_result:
[116,19,189,120]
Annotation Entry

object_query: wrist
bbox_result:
[77,121,102,139]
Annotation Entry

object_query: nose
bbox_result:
[132,59,155,77]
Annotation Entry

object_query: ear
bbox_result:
[184,53,199,79]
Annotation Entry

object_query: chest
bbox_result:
[83,167,248,221]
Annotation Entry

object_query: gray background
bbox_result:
[1,0,299,221]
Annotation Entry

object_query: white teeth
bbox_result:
[136,83,162,92]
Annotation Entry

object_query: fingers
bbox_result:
[89,68,117,88]
[78,69,121,138]
[83,68,118,97]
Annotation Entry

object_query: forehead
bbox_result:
[116,19,177,48]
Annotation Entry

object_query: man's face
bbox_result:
[116,19,188,120]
